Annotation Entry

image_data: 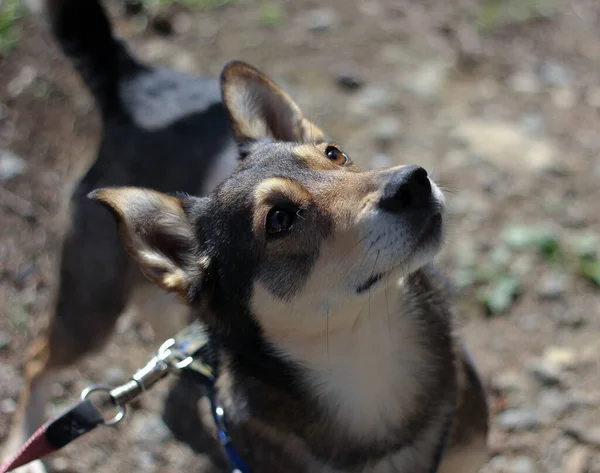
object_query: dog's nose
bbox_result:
[379,165,432,213]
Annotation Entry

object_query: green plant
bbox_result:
[259,2,283,26]
[477,0,556,30]
[0,0,26,55]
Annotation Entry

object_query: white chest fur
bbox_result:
[253,281,434,442]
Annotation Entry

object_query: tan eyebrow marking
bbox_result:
[293,144,338,171]
[254,177,313,206]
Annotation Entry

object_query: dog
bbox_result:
[91,60,490,471]
[3,1,489,472]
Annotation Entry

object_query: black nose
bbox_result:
[379,165,432,213]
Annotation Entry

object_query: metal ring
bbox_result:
[172,355,194,370]
[158,338,176,356]
[157,338,194,370]
[81,384,126,426]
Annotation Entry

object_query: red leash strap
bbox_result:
[0,399,105,473]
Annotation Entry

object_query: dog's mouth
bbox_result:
[356,273,386,294]
[355,211,444,294]
[418,211,443,244]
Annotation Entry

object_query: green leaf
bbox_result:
[478,273,521,315]
[578,259,600,285]
[0,0,26,55]
[259,3,284,26]
[502,224,563,263]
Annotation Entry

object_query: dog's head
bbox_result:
[90,61,445,337]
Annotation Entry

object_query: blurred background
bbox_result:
[0,0,599,471]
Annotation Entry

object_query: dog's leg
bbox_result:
[3,202,136,473]
[2,338,53,473]
[439,345,490,473]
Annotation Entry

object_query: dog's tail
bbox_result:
[46,0,144,117]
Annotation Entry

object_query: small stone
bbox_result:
[136,451,157,473]
[496,406,540,431]
[553,307,585,328]
[131,412,173,446]
[537,272,568,299]
[105,367,126,385]
[504,432,539,452]
[477,78,500,99]
[172,13,192,34]
[580,340,600,365]
[151,15,174,36]
[51,457,70,472]
[336,71,364,91]
[370,154,392,170]
[452,120,558,174]
[563,446,591,473]
[0,331,10,350]
[537,61,572,87]
[373,116,402,145]
[490,371,529,395]
[518,313,541,332]
[123,0,144,16]
[7,65,38,98]
[511,254,536,277]
[519,114,544,134]
[562,422,600,447]
[0,398,17,414]
[379,44,410,66]
[562,206,588,228]
[360,87,392,109]
[543,346,578,370]
[485,455,537,473]
[509,456,537,473]
[404,59,452,101]
[568,392,599,410]
[305,7,338,31]
[350,87,393,118]
[526,358,564,387]
[509,71,541,94]
[551,88,577,109]
[0,150,26,181]
[537,389,570,421]
[171,51,198,74]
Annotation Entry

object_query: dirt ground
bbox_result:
[1,0,600,472]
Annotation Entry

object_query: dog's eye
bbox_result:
[266,208,295,235]
[326,146,350,166]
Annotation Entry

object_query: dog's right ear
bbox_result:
[89,188,206,299]
[220,60,325,150]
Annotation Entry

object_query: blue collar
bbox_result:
[208,387,252,473]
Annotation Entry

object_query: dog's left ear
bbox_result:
[89,188,206,299]
[220,60,325,147]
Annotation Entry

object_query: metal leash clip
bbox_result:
[0,322,238,473]
[80,321,213,426]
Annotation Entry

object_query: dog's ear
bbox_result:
[220,60,325,147]
[89,187,206,299]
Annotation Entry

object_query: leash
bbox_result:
[1,319,451,473]
[0,321,250,473]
